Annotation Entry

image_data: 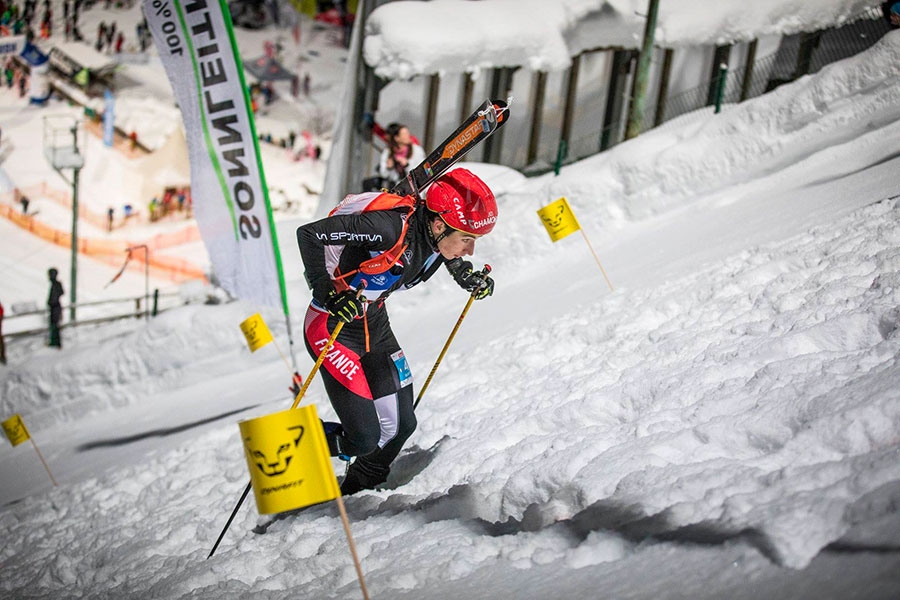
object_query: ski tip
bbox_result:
[488,99,509,123]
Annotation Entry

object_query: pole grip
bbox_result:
[290,283,366,409]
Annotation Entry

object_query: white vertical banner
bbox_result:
[143,0,288,311]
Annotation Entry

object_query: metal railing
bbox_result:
[547,5,892,169]
[2,291,182,340]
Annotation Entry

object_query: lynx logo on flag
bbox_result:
[2,414,30,447]
[240,313,274,352]
[239,405,340,514]
[538,197,581,242]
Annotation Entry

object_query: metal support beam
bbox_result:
[483,67,514,164]
[558,55,581,162]
[793,31,822,79]
[69,166,79,323]
[459,72,474,127]
[653,48,674,127]
[600,49,634,151]
[527,71,547,165]
[706,44,732,106]
[625,0,660,140]
[423,73,440,152]
[739,39,758,101]
[346,64,384,194]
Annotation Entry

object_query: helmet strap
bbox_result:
[428,216,450,250]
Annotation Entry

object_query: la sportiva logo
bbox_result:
[316,232,384,243]
[245,425,304,477]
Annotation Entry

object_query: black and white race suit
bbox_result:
[296,195,446,487]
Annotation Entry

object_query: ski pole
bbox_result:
[207,287,364,559]
[414,265,491,410]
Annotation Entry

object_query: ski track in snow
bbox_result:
[2,198,900,598]
[2,10,900,600]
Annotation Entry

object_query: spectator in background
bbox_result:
[4,57,13,88]
[105,20,116,53]
[96,20,106,52]
[47,268,63,348]
[376,122,425,189]
[883,2,900,28]
[39,0,49,38]
[20,195,30,214]
[107,207,114,232]
[0,298,6,365]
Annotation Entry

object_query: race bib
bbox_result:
[391,350,413,388]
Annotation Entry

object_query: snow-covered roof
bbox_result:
[363,0,885,79]
[47,41,119,72]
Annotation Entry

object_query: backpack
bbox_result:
[328,192,419,291]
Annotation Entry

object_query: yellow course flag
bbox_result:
[240,313,274,353]
[2,414,31,447]
[537,197,581,242]
[288,0,317,17]
[239,405,341,515]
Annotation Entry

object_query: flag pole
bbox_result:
[208,287,365,559]
[208,319,346,560]
[31,438,57,487]
[580,230,614,292]
[335,494,370,600]
[271,338,295,376]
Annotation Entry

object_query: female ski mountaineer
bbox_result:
[296,167,497,496]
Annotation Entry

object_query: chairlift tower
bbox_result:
[43,115,86,323]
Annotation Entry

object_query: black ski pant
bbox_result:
[303,303,416,488]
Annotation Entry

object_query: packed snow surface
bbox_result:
[1,9,900,600]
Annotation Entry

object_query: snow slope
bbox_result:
[1,14,900,600]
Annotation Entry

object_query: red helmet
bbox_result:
[425,168,498,235]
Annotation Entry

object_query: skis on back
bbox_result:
[391,98,509,198]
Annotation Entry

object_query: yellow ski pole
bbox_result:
[208,287,364,559]
[414,265,491,410]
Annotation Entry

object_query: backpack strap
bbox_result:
[331,198,417,290]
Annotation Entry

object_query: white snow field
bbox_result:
[1,6,900,600]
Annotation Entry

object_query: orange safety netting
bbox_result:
[0,200,206,283]
[15,183,202,248]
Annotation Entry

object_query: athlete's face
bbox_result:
[432,220,479,259]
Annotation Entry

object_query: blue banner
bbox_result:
[18,39,47,65]
[103,90,115,147]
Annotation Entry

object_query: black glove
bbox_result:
[323,289,364,322]
[446,258,494,300]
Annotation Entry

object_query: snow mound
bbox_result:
[405,197,900,569]
[541,29,900,230]
[0,303,285,430]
